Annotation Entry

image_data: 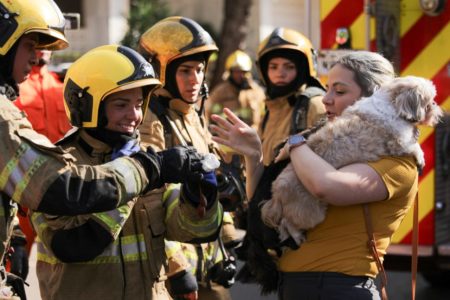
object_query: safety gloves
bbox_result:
[131,146,219,194]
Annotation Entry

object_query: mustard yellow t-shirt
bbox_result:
[278,156,418,278]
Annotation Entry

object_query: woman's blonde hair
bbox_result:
[334,51,395,97]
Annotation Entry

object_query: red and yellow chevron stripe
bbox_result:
[320,0,376,50]
[393,0,449,245]
[320,0,450,246]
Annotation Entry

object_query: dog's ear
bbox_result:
[389,76,437,123]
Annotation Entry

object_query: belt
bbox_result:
[280,271,372,285]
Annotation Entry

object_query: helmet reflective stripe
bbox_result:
[0,0,68,56]
[0,143,48,203]
[93,204,134,240]
[36,234,147,265]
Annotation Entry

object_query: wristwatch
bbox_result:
[287,134,307,152]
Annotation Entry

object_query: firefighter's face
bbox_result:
[267,57,297,86]
[13,34,39,83]
[323,63,362,121]
[103,87,144,135]
[176,60,205,103]
[230,68,247,85]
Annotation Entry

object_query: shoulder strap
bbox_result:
[363,204,388,300]
[411,192,419,300]
[149,96,192,147]
[149,96,174,147]
[290,86,325,134]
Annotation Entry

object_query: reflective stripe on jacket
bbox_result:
[32,129,222,300]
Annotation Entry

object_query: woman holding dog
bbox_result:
[210,51,440,299]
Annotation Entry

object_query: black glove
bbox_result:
[9,226,29,281]
[182,171,217,209]
[168,270,198,296]
[157,146,207,185]
[132,146,210,192]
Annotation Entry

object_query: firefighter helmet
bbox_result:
[225,50,252,72]
[63,45,161,128]
[0,0,68,56]
[139,16,218,86]
[257,27,318,85]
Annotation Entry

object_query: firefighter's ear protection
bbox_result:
[138,16,218,87]
[63,45,161,128]
[0,0,68,56]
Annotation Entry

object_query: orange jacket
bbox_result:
[15,65,71,143]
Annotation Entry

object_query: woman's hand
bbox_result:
[210,108,262,159]
[275,140,290,162]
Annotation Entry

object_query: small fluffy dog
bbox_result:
[261,76,443,246]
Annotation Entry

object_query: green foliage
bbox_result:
[121,0,170,50]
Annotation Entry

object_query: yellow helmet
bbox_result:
[257,27,318,82]
[225,50,252,72]
[139,16,218,86]
[0,0,68,56]
[63,45,161,128]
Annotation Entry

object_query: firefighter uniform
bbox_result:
[0,3,162,289]
[207,50,266,129]
[256,28,327,165]
[30,44,223,300]
[139,17,236,299]
[260,88,325,165]
[33,130,222,300]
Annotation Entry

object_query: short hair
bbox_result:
[334,51,395,97]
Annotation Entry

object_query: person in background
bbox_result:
[206,49,265,130]
[15,50,71,143]
[0,1,211,298]
[8,50,72,281]
[208,27,327,294]
[210,51,436,299]
[139,16,238,300]
[32,44,222,300]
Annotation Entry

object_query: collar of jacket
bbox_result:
[78,129,113,156]
[155,87,196,115]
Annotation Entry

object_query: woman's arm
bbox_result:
[283,142,388,206]
[210,108,264,199]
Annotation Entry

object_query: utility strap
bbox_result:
[363,204,388,300]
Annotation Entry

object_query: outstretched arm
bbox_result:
[210,108,264,199]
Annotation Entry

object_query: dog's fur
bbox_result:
[261,76,443,246]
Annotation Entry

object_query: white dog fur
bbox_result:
[261,76,443,246]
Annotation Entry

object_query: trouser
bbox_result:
[278,271,380,300]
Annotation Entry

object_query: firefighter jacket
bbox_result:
[140,88,236,294]
[206,78,266,129]
[0,89,153,268]
[31,129,223,300]
[15,65,72,143]
[259,86,326,165]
